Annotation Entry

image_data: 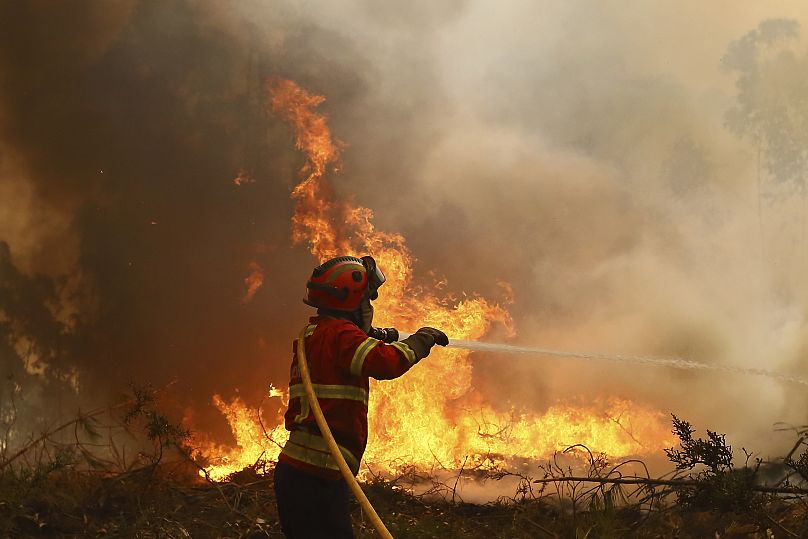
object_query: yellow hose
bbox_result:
[296,326,394,539]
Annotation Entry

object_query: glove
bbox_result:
[400,327,449,361]
[418,327,449,347]
[367,327,399,343]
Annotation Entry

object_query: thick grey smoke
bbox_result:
[2,0,808,457]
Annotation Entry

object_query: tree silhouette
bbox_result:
[724,19,806,187]
[724,18,808,266]
[0,242,81,455]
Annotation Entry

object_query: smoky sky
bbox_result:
[2,0,808,453]
[0,1,343,429]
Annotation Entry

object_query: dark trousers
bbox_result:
[274,460,354,539]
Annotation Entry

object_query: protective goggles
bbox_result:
[361,255,385,300]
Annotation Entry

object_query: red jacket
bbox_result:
[278,316,419,479]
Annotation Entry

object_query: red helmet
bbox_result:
[304,255,386,311]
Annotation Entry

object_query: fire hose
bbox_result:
[296,326,395,539]
[397,333,808,386]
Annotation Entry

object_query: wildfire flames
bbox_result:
[193,79,672,481]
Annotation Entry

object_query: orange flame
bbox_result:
[194,79,671,481]
[193,391,288,480]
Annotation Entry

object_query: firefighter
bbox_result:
[274,255,448,539]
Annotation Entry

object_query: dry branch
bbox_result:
[0,401,130,472]
[532,476,808,495]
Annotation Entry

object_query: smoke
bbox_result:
[2,0,808,457]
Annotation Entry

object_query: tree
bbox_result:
[723,19,808,268]
[724,19,806,188]
[0,242,81,455]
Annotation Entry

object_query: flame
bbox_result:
[194,79,672,480]
[195,390,289,481]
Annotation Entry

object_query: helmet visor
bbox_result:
[361,256,385,299]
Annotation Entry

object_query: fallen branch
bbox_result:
[0,400,130,472]
[532,476,808,495]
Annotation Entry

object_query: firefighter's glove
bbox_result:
[420,327,449,346]
[367,327,399,343]
[401,327,449,360]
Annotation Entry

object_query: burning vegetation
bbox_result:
[190,78,674,483]
[0,391,806,537]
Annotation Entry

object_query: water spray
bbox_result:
[398,333,808,387]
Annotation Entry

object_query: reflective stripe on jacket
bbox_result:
[281,429,361,475]
[278,315,419,479]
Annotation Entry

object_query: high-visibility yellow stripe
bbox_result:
[350,337,380,376]
[289,383,368,406]
[281,430,360,474]
[391,341,418,365]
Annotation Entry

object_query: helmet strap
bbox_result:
[317,307,351,319]
[357,299,374,333]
